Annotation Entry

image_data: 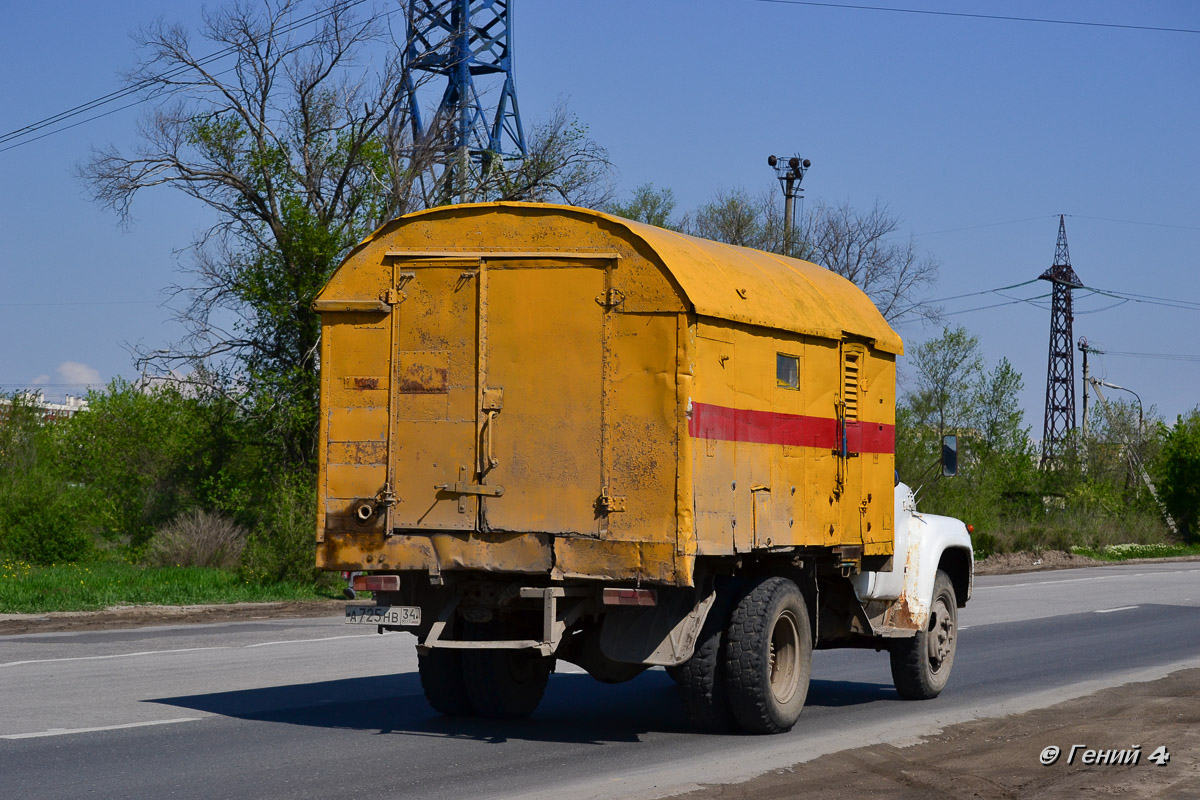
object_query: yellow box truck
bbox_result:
[315,202,972,733]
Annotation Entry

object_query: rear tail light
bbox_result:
[602,588,657,607]
[353,574,401,592]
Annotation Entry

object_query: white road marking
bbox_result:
[245,634,377,648]
[0,646,230,668]
[1095,605,1140,614]
[977,565,1200,592]
[0,718,201,740]
[2,632,390,667]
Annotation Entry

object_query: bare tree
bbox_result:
[798,200,940,325]
[482,102,614,208]
[80,0,612,466]
[679,187,939,324]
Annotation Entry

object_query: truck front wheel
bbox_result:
[723,577,812,734]
[889,569,958,699]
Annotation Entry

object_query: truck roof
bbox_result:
[336,202,903,355]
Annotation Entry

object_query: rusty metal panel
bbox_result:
[389,264,480,531]
[327,441,386,465]
[551,538,675,584]
[317,531,552,574]
[602,312,679,543]
[396,351,450,394]
[481,264,605,534]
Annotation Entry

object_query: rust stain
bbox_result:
[354,377,380,390]
[887,592,920,630]
[398,363,449,394]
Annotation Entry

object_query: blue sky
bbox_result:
[2,0,1198,432]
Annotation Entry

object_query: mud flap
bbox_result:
[599,586,716,666]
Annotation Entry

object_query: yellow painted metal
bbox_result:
[480,263,606,533]
[315,203,901,586]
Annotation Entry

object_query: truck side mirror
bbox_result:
[941,435,958,477]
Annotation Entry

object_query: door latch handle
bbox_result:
[482,409,499,469]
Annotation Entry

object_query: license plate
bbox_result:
[345,605,421,626]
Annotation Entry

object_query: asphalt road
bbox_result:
[2,562,1198,800]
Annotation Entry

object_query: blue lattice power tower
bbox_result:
[406,0,527,202]
[1039,215,1084,466]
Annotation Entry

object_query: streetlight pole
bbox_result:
[768,154,811,256]
[1093,378,1144,445]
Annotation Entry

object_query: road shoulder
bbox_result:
[670,667,1200,800]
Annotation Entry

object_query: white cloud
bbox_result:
[31,374,50,385]
[56,361,102,386]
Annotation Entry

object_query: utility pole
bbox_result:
[768,154,811,256]
[1078,336,1097,439]
[1039,215,1084,467]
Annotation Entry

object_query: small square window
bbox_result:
[776,353,799,389]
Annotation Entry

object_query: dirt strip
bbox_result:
[672,668,1200,800]
[0,600,348,635]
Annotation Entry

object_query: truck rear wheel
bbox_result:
[418,649,475,716]
[723,577,811,734]
[676,588,735,731]
[890,570,957,700]
[462,648,553,719]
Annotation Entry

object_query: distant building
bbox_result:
[1,391,90,422]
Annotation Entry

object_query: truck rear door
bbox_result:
[387,255,611,537]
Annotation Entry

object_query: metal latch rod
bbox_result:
[435,482,505,497]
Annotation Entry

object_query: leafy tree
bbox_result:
[906,325,984,439]
[1157,409,1200,541]
[607,183,679,228]
[685,187,781,249]
[973,357,1026,452]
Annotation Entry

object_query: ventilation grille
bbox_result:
[843,349,862,422]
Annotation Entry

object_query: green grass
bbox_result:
[1069,543,1200,562]
[0,558,334,614]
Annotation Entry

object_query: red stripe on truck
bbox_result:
[688,401,895,454]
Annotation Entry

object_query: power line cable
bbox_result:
[749,0,1200,35]
[924,278,1038,304]
[1066,214,1200,232]
[1100,350,1200,363]
[0,0,371,152]
[1084,285,1200,312]
[941,292,1051,316]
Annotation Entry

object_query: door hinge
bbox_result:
[595,287,625,308]
[598,488,626,513]
[383,288,407,305]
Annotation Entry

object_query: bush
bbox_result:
[58,380,242,555]
[1158,409,1200,542]
[146,509,246,569]
[0,396,93,564]
[238,475,322,585]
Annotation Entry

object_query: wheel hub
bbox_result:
[926,597,955,672]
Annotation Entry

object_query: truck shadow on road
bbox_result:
[148,671,896,744]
